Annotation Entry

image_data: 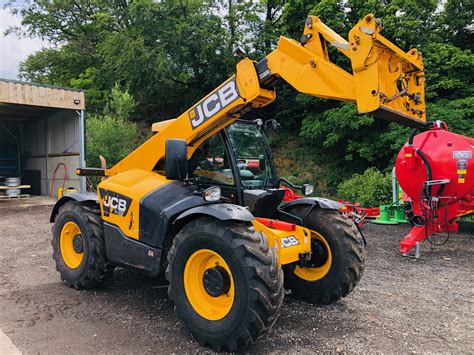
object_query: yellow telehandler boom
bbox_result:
[107,13,425,176]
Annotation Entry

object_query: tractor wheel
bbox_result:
[166,217,284,352]
[284,207,365,304]
[52,201,114,289]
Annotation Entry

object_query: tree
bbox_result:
[438,0,474,51]
[6,0,473,194]
[86,85,142,168]
[8,0,236,119]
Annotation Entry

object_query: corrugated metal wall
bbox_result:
[23,110,82,196]
[49,110,81,154]
[23,110,80,155]
[23,119,46,155]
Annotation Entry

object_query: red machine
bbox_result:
[338,201,380,228]
[395,121,474,254]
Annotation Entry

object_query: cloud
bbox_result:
[0,8,47,80]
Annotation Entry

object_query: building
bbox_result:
[0,79,86,197]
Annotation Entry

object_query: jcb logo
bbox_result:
[103,196,127,212]
[99,189,131,217]
[189,78,240,129]
[281,236,299,249]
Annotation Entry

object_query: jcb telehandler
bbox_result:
[50,14,426,351]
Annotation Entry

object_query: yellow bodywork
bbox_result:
[252,220,312,268]
[99,169,171,240]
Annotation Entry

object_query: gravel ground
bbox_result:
[0,202,473,354]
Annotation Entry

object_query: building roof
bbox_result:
[0,78,85,111]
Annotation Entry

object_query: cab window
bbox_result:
[189,134,235,186]
[227,121,277,189]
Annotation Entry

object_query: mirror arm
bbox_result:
[277,177,302,190]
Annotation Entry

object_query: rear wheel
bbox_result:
[52,201,114,289]
[284,207,365,304]
[166,217,284,352]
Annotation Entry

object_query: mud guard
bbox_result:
[277,197,342,226]
[281,197,366,245]
[174,203,254,231]
[50,192,99,222]
[282,197,342,211]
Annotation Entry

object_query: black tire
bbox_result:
[52,201,114,289]
[166,217,284,352]
[284,207,365,304]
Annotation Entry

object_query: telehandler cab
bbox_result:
[50,14,426,351]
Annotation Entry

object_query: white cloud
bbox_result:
[0,8,47,80]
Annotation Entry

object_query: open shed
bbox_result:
[0,79,86,197]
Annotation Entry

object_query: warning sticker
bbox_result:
[457,159,467,184]
[457,159,467,170]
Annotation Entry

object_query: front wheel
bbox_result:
[52,201,114,289]
[166,217,284,352]
[284,207,366,304]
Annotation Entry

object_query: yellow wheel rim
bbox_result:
[60,221,84,269]
[183,249,235,321]
[294,232,332,281]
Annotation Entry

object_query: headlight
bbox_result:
[301,184,314,196]
[203,186,221,202]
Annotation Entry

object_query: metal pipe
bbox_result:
[78,110,86,192]
[392,167,398,206]
[44,117,49,196]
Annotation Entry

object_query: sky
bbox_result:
[0,6,46,80]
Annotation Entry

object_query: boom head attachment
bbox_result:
[302,13,426,127]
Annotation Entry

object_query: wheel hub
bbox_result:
[294,231,332,281]
[203,265,231,297]
[72,234,83,253]
[309,239,329,267]
[60,221,84,269]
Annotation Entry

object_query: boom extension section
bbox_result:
[107,13,426,176]
[262,13,426,126]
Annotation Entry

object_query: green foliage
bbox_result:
[269,132,326,196]
[6,0,474,193]
[105,83,136,120]
[86,115,141,169]
[423,43,473,100]
[427,97,474,137]
[337,168,391,206]
[438,0,474,51]
[86,86,141,168]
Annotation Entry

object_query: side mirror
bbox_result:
[301,184,314,196]
[165,139,188,180]
[264,119,281,133]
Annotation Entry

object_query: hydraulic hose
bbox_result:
[408,128,420,146]
[408,121,434,146]
[415,148,432,199]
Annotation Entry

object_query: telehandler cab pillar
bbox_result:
[50,13,426,351]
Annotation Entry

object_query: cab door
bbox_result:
[188,132,241,204]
